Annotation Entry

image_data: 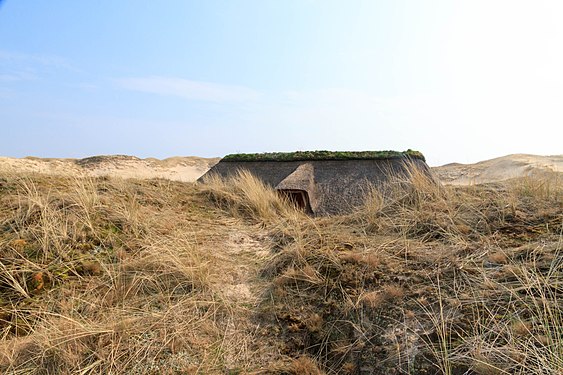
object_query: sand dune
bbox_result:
[1,153,560,184]
[0,155,219,182]
[433,154,562,185]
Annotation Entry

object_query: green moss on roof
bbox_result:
[222,150,425,162]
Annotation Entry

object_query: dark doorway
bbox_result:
[278,189,312,213]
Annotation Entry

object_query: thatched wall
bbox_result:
[199,157,431,215]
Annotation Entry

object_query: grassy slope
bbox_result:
[0,170,561,374]
[0,174,276,374]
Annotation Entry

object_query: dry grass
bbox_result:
[200,169,301,224]
[0,173,274,374]
[1,165,561,374]
[250,163,562,374]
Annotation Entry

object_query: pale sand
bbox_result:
[1,153,561,185]
[433,154,563,185]
[0,155,219,182]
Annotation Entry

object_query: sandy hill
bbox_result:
[0,153,561,185]
[433,154,562,185]
[0,155,220,182]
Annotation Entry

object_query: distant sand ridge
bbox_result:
[0,153,561,184]
[0,155,219,182]
[433,154,562,185]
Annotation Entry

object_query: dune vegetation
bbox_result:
[221,149,425,162]
[0,167,561,374]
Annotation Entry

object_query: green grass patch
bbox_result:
[222,149,425,162]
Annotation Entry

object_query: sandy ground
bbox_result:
[0,153,561,185]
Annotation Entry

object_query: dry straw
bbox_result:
[1,164,561,374]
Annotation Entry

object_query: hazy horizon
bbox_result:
[1,1,562,166]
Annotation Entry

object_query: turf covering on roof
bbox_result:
[222,149,425,162]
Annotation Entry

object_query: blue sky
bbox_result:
[1,0,561,165]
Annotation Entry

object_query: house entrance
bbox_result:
[277,189,312,212]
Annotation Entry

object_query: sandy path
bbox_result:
[214,227,274,368]
[189,213,275,370]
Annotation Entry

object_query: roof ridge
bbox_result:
[222,150,425,162]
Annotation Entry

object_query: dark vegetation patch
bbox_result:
[222,149,426,162]
[75,154,141,167]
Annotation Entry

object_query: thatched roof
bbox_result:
[275,163,315,191]
[199,150,432,215]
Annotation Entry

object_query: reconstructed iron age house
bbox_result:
[199,150,431,215]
